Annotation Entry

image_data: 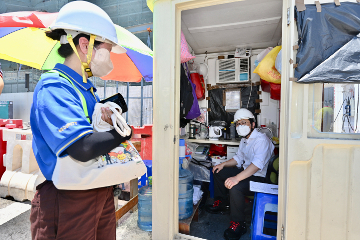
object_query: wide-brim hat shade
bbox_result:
[50,1,126,54]
[0,26,153,82]
[0,10,153,82]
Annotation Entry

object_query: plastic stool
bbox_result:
[251,192,278,240]
[138,160,152,188]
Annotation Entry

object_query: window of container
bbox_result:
[308,83,360,139]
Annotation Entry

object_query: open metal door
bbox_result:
[279,0,360,239]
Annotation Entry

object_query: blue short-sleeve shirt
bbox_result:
[30,63,100,180]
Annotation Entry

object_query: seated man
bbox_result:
[206,108,274,240]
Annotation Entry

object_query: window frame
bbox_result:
[307,83,360,140]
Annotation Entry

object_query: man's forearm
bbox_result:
[222,158,238,167]
[235,163,259,182]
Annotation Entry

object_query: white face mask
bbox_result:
[90,48,114,77]
[236,125,251,137]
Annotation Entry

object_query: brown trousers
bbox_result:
[30,181,116,240]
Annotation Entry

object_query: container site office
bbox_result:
[150,0,360,239]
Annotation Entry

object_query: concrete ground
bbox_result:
[116,200,152,240]
[116,211,152,239]
[0,197,254,240]
[0,197,152,240]
[0,198,32,240]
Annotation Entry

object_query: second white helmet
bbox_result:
[234,108,255,123]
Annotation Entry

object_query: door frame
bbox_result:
[151,0,287,239]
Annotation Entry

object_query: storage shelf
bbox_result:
[185,138,240,146]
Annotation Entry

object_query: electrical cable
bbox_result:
[346,114,354,132]
[341,115,346,132]
[340,110,354,133]
[334,98,347,123]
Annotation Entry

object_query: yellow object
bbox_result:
[0,28,57,69]
[67,33,96,83]
[253,46,282,84]
[117,153,127,160]
[147,0,154,12]
[314,107,334,132]
[272,136,279,144]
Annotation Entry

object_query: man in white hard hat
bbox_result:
[30,2,131,239]
[206,108,274,240]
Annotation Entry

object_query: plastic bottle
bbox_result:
[270,122,277,138]
[138,176,152,231]
[179,163,194,219]
[179,139,194,220]
[230,122,236,140]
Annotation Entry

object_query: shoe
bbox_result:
[223,221,247,240]
[205,199,229,214]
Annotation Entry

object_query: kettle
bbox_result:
[208,126,222,140]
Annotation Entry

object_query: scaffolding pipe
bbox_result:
[140,78,144,126]
[126,82,129,122]
[104,80,107,99]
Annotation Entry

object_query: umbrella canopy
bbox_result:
[103,25,153,82]
[0,11,58,28]
[0,27,63,70]
[0,11,153,82]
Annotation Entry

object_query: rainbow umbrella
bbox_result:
[0,11,58,28]
[0,11,153,82]
[103,25,153,82]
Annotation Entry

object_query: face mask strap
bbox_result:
[67,34,96,83]
[245,127,253,138]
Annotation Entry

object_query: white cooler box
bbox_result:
[227,146,239,160]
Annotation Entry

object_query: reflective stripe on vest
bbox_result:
[43,70,92,124]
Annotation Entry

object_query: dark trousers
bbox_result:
[30,181,116,240]
[214,167,265,222]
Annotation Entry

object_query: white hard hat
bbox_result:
[234,108,255,123]
[50,1,126,54]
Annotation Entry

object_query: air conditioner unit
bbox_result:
[215,57,250,84]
